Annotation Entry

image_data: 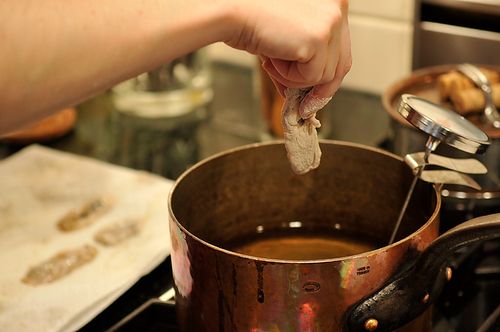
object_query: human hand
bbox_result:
[224,0,351,115]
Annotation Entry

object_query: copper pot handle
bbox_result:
[346,213,500,332]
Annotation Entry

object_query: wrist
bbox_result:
[212,0,245,44]
[154,0,236,54]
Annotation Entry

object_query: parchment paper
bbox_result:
[0,145,173,332]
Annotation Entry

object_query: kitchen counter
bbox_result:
[0,61,390,179]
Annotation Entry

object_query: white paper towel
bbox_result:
[0,145,173,332]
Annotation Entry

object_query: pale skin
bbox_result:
[0,0,351,135]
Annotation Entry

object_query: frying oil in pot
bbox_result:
[226,224,380,260]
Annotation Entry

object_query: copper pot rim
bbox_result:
[168,140,442,264]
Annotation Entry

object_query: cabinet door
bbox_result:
[349,0,415,21]
[342,15,413,94]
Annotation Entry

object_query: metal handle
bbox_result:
[404,152,487,174]
[457,63,500,128]
[346,213,500,332]
[403,152,487,189]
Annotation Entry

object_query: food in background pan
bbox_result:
[451,85,500,115]
[94,218,142,246]
[57,197,113,232]
[22,244,98,286]
[437,68,500,115]
[0,108,77,145]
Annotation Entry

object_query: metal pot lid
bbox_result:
[398,94,491,154]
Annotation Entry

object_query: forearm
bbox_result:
[0,0,231,133]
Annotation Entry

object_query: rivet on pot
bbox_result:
[364,318,378,331]
[422,293,430,304]
[445,267,453,281]
[303,281,321,293]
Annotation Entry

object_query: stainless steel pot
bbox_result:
[383,65,500,220]
[168,140,500,331]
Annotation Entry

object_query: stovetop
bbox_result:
[1,61,495,332]
[78,236,500,332]
[432,239,500,332]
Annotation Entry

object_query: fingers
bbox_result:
[265,39,350,116]
[270,46,329,84]
[262,28,344,93]
[299,15,352,117]
[262,60,308,89]
[260,57,286,97]
[256,0,352,111]
[267,72,286,98]
[263,39,336,89]
[304,44,351,100]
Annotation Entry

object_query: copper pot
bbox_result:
[168,141,500,331]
